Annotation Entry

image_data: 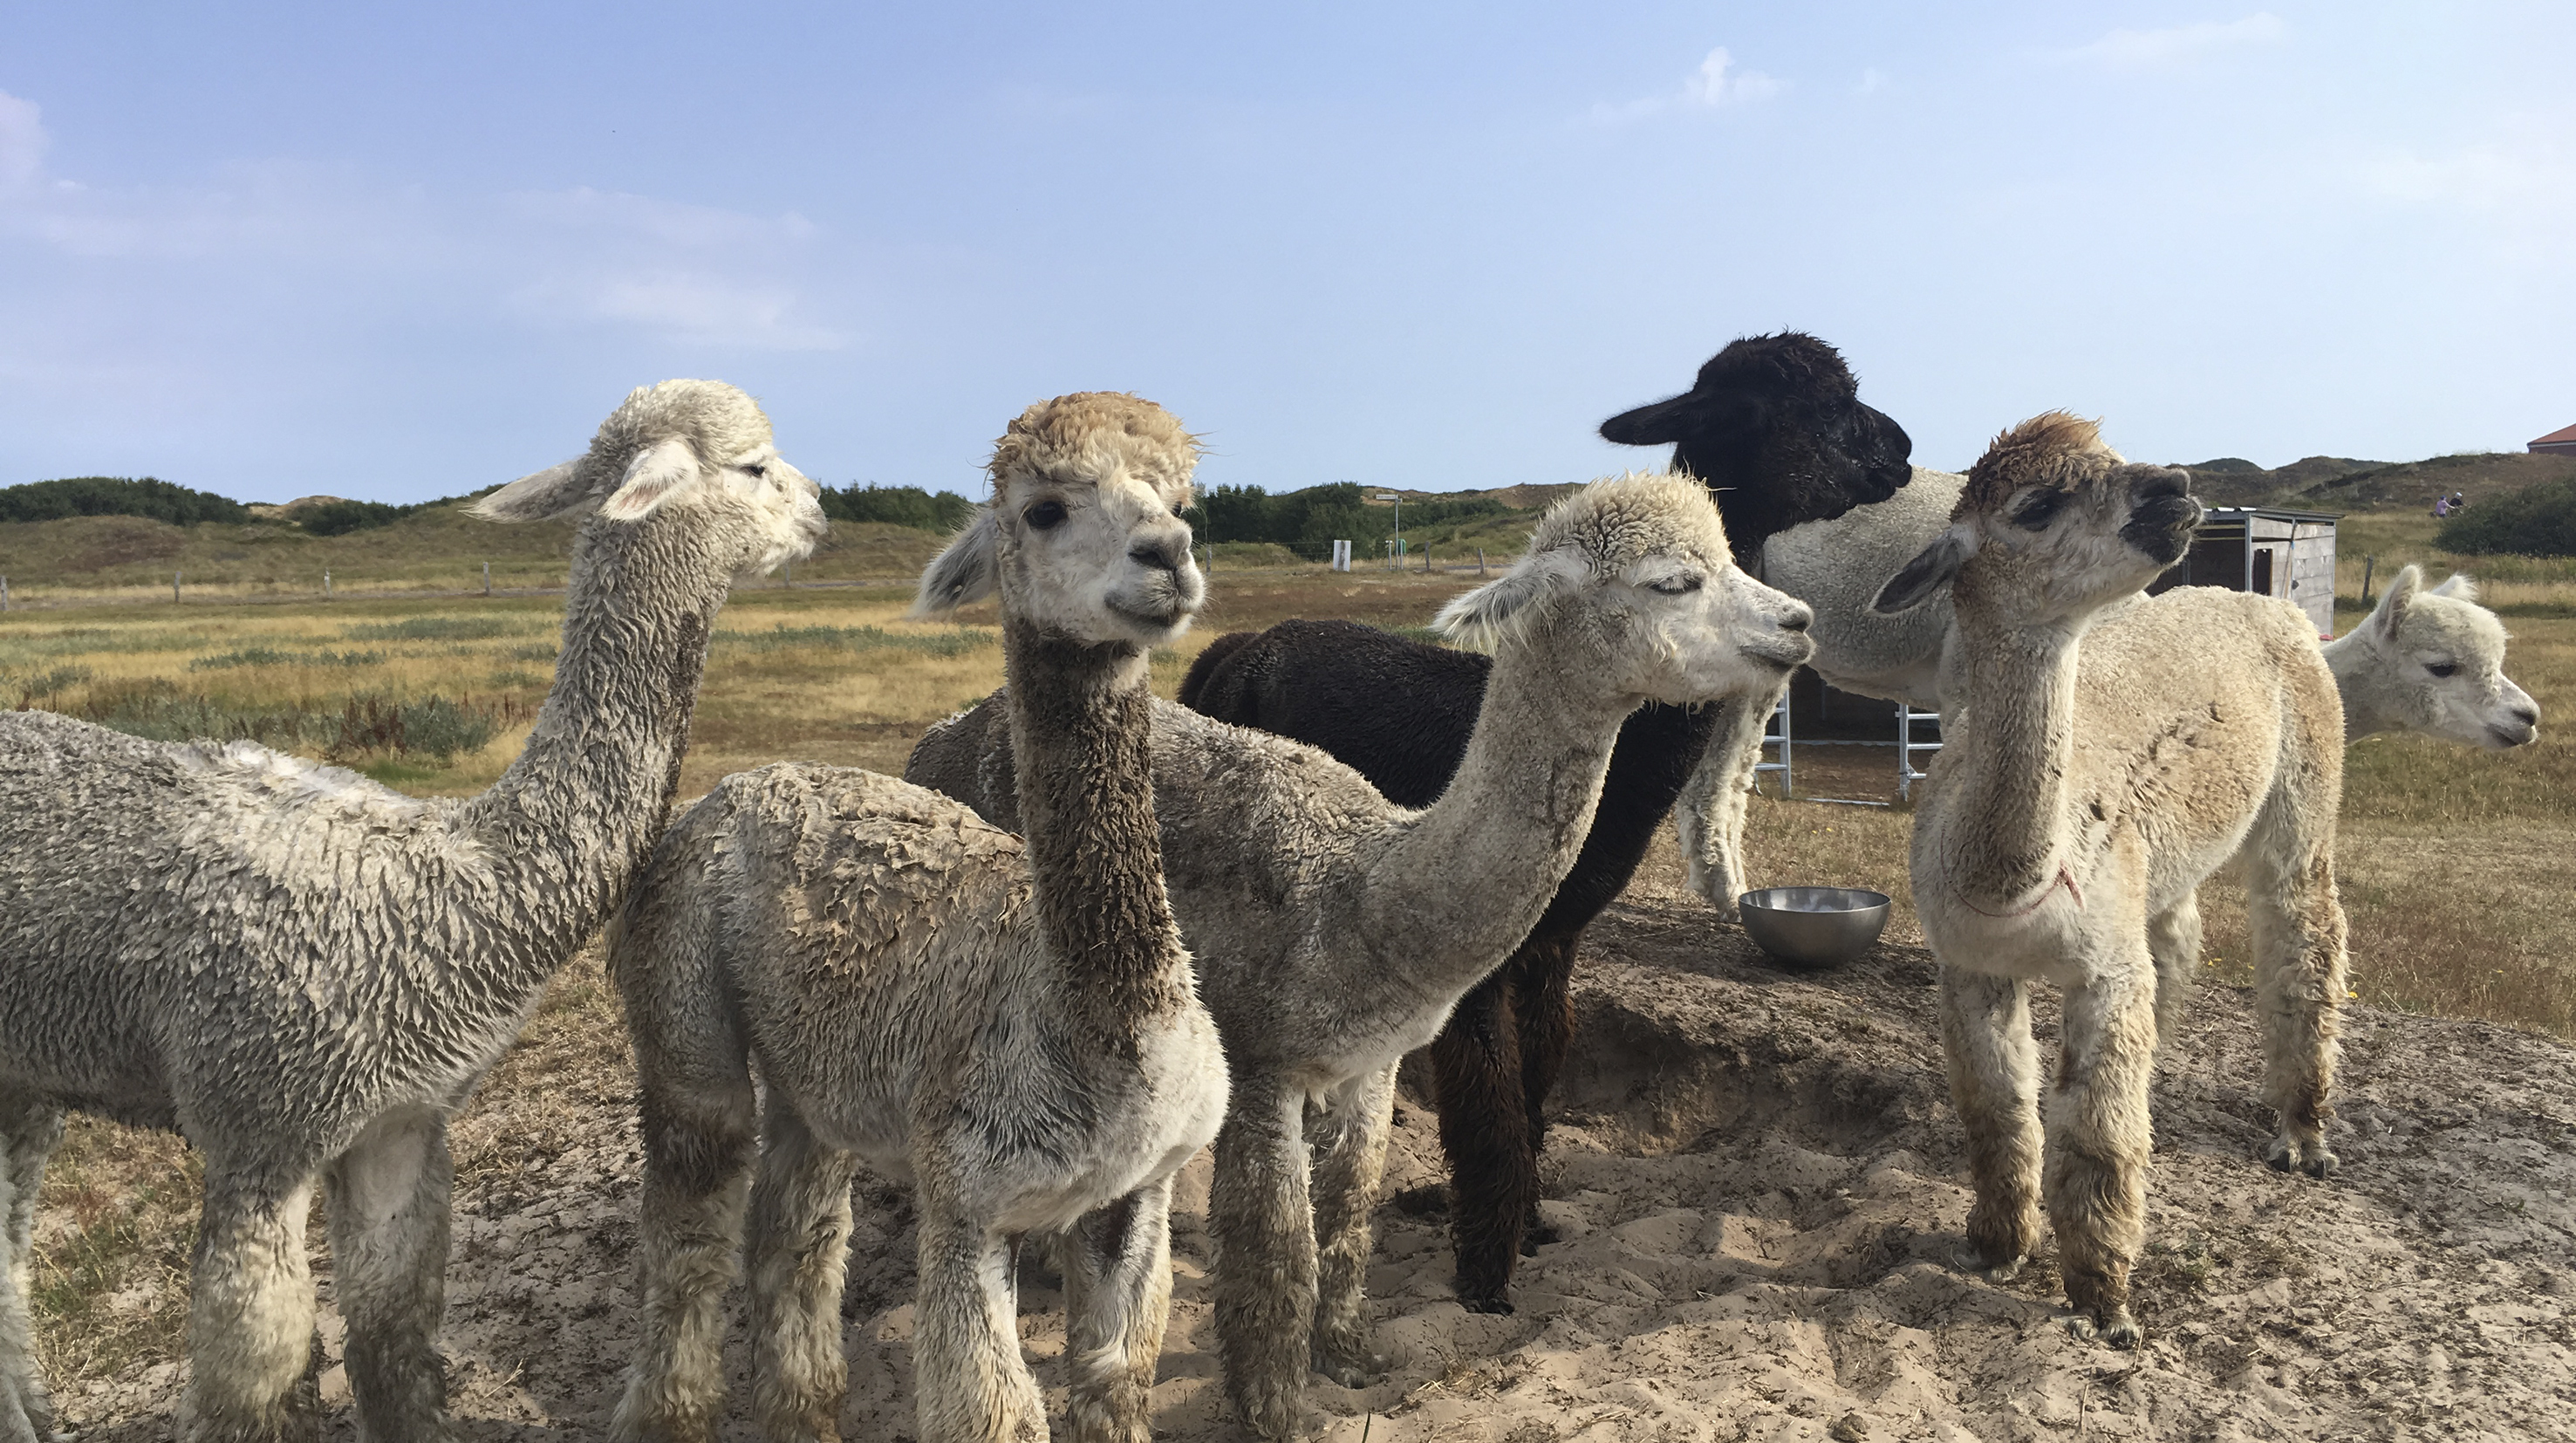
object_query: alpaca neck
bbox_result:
[2318,632,2389,740]
[1367,611,1636,992]
[1940,585,2084,910]
[1001,614,1191,1055]
[462,517,726,960]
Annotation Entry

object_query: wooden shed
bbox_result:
[2145,505,2340,638]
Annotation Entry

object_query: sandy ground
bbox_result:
[54,867,2576,1443]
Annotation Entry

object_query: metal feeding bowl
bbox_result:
[1738,886,1891,968]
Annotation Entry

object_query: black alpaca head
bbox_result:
[1598,332,1914,551]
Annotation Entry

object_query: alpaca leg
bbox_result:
[1938,968,2040,1278]
[1675,682,1784,919]
[2146,893,2203,1064]
[910,1188,1040,1443]
[1208,1077,1322,1441]
[0,1098,64,1443]
[2246,842,2348,1177]
[612,1070,758,1443]
[1428,971,1531,1316]
[323,1109,454,1443]
[1512,934,1581,1253]
[182,1168,320,1443]
[1057,1178,1176,1443]
[1308,1064,1393,1388]
[746,1104,860,1443]
[2044,968,2159,1349]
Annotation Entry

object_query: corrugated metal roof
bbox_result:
[2531,422,2576,447]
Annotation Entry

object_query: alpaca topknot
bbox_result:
[1530,471,1733,577]
[989,392,1200,506]
[1958,411,2117,516]
[594,379,774,470]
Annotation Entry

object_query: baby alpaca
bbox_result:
[0,380,823,1443]
[610,393,1228,1443]
[1877,413,2347,1347]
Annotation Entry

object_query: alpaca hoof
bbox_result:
[1456,1290,1515,1316]
[1312,1335,1390,1390]
[1521,1221,1561,1253]
[2264,1137,2339,1178]
[1388,1183,1449,1218]
[1953,1245,2025,1282]
[2066,1306,2142,1349]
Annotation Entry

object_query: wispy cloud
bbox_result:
[2058,13,2287,68]
[0,116,848,351]
[0,89,48,188]
[1591,47,1787,125]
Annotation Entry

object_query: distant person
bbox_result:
[2451,490,2468,512]
[2434,496,2451,518]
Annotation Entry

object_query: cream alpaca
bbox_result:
[907,473,1814,1438]
[610,393,1228,1443]
[1678,471,2539,910]
[1876,413,2347,1347]
[0,381,823,1443]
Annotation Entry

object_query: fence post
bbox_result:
[2,575,9,612]
[2359,555,2375,607]
[1478,548,1486,576]
[483,561,492,596]
[783,558,793,588]
[325,570,332,598]
[174,571,182,604]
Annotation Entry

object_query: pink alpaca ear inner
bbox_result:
[599,439,701,522]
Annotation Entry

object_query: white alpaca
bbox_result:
[1675,468,2540,910]
[1879,413,2347,1347]
[610,393,1228,1443]
[907,473,1815,1438]
[0,380,823,1443]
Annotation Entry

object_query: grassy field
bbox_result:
[7,504,2571,1399]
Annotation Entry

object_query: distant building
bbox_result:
[2532,423,2576,458]
[2148,506,2340,639]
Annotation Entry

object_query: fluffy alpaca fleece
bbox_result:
[1678,476,2545,904]
[0,380,824,1443]
[608,393,1228,1443]
[907,473,1815,1439]
[1877,412,2347,1349]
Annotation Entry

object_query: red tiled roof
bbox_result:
[2534,422,2576,447]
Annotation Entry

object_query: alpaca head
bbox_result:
[1435,472,1813,708]
[2351,566,2540,749]
[1872,412,2200,626]
[912,392,1206,648]
[469,379,826,576]
[1597,332,1914,548]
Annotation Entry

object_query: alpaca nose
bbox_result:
[1129,537,1185,577]
[2137,469,2190,501]
[2512,704,2540,728]
[1780,600,1813,633]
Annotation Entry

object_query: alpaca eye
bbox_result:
[2427,661,2458,678]
[2014,491,2068,530]
[742,463,766,478]
[1649,575,1704,595]
[1026,500,1068,530]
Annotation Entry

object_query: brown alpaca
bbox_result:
[1873,413,2348,1347]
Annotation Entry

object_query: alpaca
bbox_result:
[2326,566,2540,747]
[1600,332,1917,920]
[1677,474,2544,907]
[609,393,1228,1443]
[1875,412,2347,1347]
[0,380,823,1443]
[1151,332,1907,1316]
[905,474,1814,1437]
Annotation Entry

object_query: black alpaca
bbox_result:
[1179,331,1911,1314]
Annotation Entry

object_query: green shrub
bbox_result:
[0,476,248,526]
[2437,475,2576,556]
[343,617,513,641]
[821,484,976,531]
[190,648,385,671]
[297,499,413,536]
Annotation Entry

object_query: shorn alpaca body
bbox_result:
[907,474,1815,1438]
[0,381,823,1443]
[1165,332,1907,1317]
[1876,413,2347,1346]
[1679,474,2544,908]
[611,394,1227,1443]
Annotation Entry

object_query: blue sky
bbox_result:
[2,3,2569,503]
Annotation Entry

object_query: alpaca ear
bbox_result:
[469,459,590,523]
[2370,564,2423,640]
[1433,552,1581,649]
[598,438,703,523]
[912,508,1001,617]
[2429,571,2478,602]
[1873,525,1977,615]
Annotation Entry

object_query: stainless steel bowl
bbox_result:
[1738,886,1891,968]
